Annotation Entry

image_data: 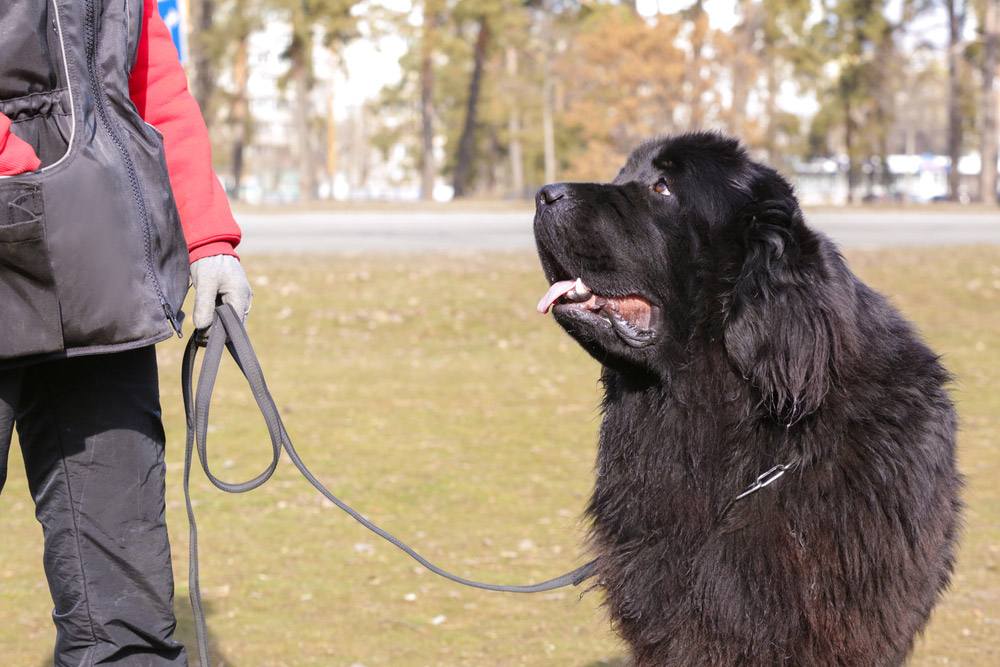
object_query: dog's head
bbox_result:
[535,132,849,419]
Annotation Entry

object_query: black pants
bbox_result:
[0,347,186,666]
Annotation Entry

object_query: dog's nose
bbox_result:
[536,184,570,209]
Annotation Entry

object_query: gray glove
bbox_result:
[190,254,253,335]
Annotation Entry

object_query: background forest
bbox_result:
[180,0,999,204]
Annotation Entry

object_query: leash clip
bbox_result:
[733,463,792,502]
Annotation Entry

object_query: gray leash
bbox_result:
[181,305,598,666]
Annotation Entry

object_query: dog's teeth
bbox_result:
[566,278,593,302]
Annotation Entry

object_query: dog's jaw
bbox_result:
[535,242,662,350]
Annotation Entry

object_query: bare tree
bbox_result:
[947,0,966,201]
[506,45,525,198]
[981,0,999,204]
[226,1,260,198]
[274,0,357,203]
[420,0,444,201]
[188,0,217,120]
[287,32,318,201]
[541,7,556,184]
[730,0,757,137]
[230,33,251,197]
[452,18,490,198]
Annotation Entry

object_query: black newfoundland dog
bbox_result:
[534,132,961,666]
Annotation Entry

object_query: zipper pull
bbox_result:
[161,299,183,339]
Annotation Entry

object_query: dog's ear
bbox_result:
[723,174,840,422]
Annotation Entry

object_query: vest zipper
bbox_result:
[84,0,183,338]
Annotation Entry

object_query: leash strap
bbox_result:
[182,305,598,666]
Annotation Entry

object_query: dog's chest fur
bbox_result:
[587,349,957,667]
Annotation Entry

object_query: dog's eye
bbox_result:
[653,179,671,195]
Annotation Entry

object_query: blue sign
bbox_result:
[157,0,185,63]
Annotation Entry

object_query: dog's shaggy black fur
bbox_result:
[533,132,962,666]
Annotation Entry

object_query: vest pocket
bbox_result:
[0,182,64,359]
[0,0,74,168]
[0,90,72,168]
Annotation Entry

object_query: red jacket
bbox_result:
[0,0,239,262]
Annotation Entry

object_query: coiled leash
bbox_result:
[182,305,598,666]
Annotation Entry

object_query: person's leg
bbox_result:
[16,347,186,666]
[0,366,23,495]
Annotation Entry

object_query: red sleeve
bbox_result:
[130,0,240,261]
[0,112,42,175]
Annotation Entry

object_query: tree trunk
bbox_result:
[188,0,216,122]
[730,0,755,137]
[351,102,369,189]
[290,38,316,202]
[981,0,999,204]
[684,2,708,129]
[506,46,525,199]
[541,9,556,185]
[874,33,894,193]
[326,77,338,200]
[844,90,857,204]
[947,0,964,201]
[420,55,435,200]
[452,19,489,198]
[420,8,437,201]
[764,58,779,162]
[231,33,251,199]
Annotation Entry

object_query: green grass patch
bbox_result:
[1,247,998,665]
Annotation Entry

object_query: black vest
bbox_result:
[0,0,189,365]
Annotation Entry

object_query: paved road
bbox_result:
[234,209,1000,254]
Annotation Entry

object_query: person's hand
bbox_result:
[190,255,252,339]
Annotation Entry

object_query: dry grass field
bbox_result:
[1,246,997,666]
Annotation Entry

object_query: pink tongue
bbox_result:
[537,279,579,314]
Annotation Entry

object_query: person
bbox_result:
[0,0,251,663]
